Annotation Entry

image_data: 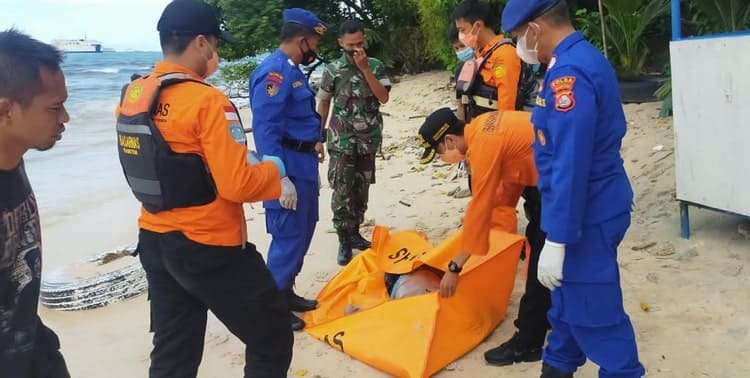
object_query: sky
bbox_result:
[0,0,173,51]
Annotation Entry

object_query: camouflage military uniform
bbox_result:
[317,54,391,235]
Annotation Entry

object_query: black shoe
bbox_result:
[337,243,353,266]
[484,332,543,366]
[541,363,574,378]
[290,312,305,331]
[349,232,371,250]
[286,290,318,312]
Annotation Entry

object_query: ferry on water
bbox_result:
[53,38,103,53]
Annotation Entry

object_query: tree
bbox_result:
[209,0,438,74]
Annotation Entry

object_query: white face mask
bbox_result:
[516,26,540,65]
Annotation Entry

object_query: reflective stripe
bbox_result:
[471,95,498,110]
[127,176,161,196]
[117,123,151,135]
[159,72,193,82]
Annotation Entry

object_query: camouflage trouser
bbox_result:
[328,149,376,234]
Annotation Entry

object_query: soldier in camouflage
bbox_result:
[317,19,391,265]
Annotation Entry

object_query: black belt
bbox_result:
[282,138,317,153]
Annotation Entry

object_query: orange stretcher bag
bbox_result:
[304,225,526,377]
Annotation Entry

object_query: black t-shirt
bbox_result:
[0,160,44,366]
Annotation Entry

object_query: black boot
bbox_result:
[285,290,318,312]
[484,332,543,366]
[349,231,372,250]
[540,363,574,378]
[337,232,353,266]
[337,243,353,266]
[290,312,305,331]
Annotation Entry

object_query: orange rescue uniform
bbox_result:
[462,110,537,256]
[115,61,281,246]
[477,35,522,111]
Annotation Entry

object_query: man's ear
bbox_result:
[0,98,12,127]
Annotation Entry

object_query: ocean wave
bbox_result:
[83,67,120,74]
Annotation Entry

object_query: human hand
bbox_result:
[279,177,297,210]
[315,142,325,163]
[439,272,459,298]
[353,47,369,72]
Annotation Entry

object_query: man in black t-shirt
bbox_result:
[0,29,70,377]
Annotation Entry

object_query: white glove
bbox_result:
[279,177,297,210]
[537,240,565,291]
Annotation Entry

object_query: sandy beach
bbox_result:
[39,70,750,377]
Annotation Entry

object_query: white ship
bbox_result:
[53,38,103,53]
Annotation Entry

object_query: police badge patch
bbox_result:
[550,76,576,112]
[266,71,284,97]
[266,84,278,97]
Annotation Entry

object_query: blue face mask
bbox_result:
[456,47,475,62]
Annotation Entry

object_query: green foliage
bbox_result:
[573,8,603,51]
[209,60,259,98]
[415,0,458,70]
[206,0,283,61]
[654,64,671,117]
[414,0,508,72]
[603,0,670,80]
[208,0,438,73]
[688,0,750,34]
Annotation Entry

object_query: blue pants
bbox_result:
[543,213,645,378]
[265,178,318,291]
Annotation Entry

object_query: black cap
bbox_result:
[417,108,463,164]
[157,0,236,43]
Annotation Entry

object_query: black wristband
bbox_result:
[448,260,462,273]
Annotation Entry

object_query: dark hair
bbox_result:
[159,32,197,55]
[340,19,365,36]
[448,25,460,43]
[452,0,497,29]
[540,0,571,26]
[0,28,63,107]
[280,22,315,41]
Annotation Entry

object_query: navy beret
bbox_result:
[502,0,559,32]
[282,8,327,36]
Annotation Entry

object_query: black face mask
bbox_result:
[300,38,319,65]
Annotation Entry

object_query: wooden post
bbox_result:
[598,0,608,58]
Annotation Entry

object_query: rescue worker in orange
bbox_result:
[452,0,522,121]
[115,1,292,376]
[418,107,551,366]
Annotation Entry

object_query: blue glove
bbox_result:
[262,155,286,178]
[246,150,261,165]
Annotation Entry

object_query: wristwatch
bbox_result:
[448,260,462,274]
[320,129,328,142]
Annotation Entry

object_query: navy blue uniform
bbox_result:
[250,49,320,291]
[531,31,644,378]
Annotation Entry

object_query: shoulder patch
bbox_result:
[267,72,284,83]
[228,122,246,145]
[493,64,507,79]
[266,71,284,97]
[550,76,576,112]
